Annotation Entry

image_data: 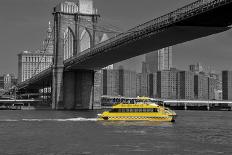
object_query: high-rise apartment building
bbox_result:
[179,71,194,99]
[222,71,232,100]
[18,23,53,82]
[145,46,172,73]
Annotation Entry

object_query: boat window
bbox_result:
[110,109,118,112]
[153,108,158,112]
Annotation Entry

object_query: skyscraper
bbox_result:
[179,71,194,99]
[222,71,232,100]
[145,46,172,73]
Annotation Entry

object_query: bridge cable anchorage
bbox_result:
[32,27,54,77]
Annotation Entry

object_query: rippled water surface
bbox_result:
[0,110,232,155]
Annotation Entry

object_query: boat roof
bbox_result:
[112,103,159,109]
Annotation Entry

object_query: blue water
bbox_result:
[0,110,232,155]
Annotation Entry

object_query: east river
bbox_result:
[0,110,232,155]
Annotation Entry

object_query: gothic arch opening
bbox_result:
[80,29,91,52]
[64,27,74,60]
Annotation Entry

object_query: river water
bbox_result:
[0,110,231,155]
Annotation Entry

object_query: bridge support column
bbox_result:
[63,70,94,110]
[52,67,64,110]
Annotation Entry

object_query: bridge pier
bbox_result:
[52,69,94,110]
[52,67,64,109]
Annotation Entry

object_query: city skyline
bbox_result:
[0,0,232,75]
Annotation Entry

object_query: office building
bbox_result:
[179,71,194,99]
[119,69,137,97]
[103,69,137,97]
[103,69,120,96]
[42,21,53,54]
[208,77,218,100]
[222,71,232,100]
[18,23,53,82]
[18,51,53,82]
[145,46,172,73]
[136,73,149,97]
[157,69,179,99]
[194,73,208,99]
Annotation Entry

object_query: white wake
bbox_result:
[0,117,97,122]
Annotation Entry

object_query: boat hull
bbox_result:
[98,115,175,122]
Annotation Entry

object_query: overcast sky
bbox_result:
[0,0,231,75]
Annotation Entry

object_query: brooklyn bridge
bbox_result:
[17,0,232,110]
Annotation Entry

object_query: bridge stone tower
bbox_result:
[52,0,99,109]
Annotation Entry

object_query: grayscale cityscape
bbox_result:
[0,0,232,154]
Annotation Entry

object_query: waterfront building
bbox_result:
[145,46,172,73]
[194,73,208,99]
[157,69,179,99]
[179,71,194,99]
[222,70,232,100]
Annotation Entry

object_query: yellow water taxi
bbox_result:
[98,97,176,122]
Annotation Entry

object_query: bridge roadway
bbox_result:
[17,0,232,109]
